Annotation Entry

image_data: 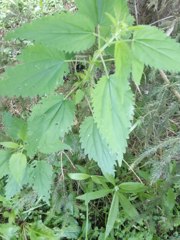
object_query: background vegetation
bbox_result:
[0,0,179,239]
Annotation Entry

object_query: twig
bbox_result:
[123,159,143,183]
[133,0,139,24]
[159,70,180,103]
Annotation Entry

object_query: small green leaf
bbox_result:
[0,142,19,149]
[91,175,108,187]
[115,41,132,78]
[119,182,146,193]
[105,191,119,238]
[0,224,20,239]
[118,193,139,220]
[0,150,11,179]
[29,161,53,203]
[5,176,22,199]
[9,153,27,184]
[132,57,144,85]
[77,189,112,204]
[68,173,90,181]
[2,112,27,141]
[164,188,176,211]
[74,89,85,105]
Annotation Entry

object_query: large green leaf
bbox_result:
[26,95,75,156]
[2,112,27,141]
[92,75,134,165]
[7,13,96,53]
[80,117,117,175]
[76,0,134,26]
[0,45,68,97]
[29,161,53,203]
[132,25,180,72]
[105,191,119,238]
[9,152,27,184]
[0,150,11,179]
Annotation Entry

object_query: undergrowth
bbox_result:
[0,0,179,239]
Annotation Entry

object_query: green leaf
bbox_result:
[76,0,134,26]
[0,142,19,149]
[80,117,117,175]
[115,41,132,79]
[77,189,112,204]
[7,13,96,53]
[105,191,119,238]
[119,182,146,193]
[0,224,20,239]
[0,150,11,179]
[27,95,75,156]
[132,25,180,72]
[68,173,90,181]
[5,176,22,199]
[9,152,27,184]
[2,112,27,141]
[29,161,53,203]
[132,57,144,85]
[74,89,85,105]
[164,188,176,211]
[28,222,57,240]
[118,193,139,220]
[0,45,68,97]
[92,74,134,165]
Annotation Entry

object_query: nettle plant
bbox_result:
[0,1,180,203]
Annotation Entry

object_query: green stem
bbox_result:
[85,203,89,240]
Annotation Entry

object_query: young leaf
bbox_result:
[132,25,180,72]
[0,142,19,149]
[76,0,134,26]
[92,75,134,165]
[118,193,139,220]
[80,117,117,175]
[26,95,75,156]
[29,161,53,203]
[0,45,68,97]
[132,57,144,85]
[119,182,146,193]
[7,13,96,53]
[105,191,119,238]
[9,153,27,184]
[2,112,27,141]
[0,150,11,179]
[77,189,112,204]
[68,173,90,181]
